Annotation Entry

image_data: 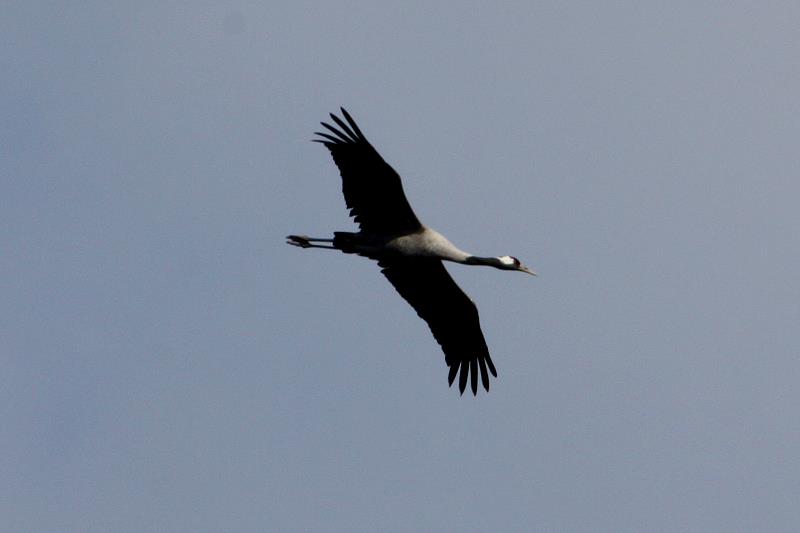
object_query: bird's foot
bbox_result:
[286,235,312,248]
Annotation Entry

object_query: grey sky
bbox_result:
[3,2,800,532]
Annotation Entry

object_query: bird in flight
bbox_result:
[288,108,535,395]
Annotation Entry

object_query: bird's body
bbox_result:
[386,227,470,262]
[315,226,470,262]
[288,108,535,395]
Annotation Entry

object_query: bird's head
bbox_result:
[497,255,537,275]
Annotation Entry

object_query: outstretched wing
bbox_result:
[379,257,498,395]
[314,108,422,236]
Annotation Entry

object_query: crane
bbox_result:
[287,108,535,395]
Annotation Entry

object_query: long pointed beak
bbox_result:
[520,265,537,276]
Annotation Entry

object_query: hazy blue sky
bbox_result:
[3,2,800,531]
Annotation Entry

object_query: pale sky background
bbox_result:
[3,2,800,532]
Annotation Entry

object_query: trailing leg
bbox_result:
[286,235,336,249]
[286,232,379,256]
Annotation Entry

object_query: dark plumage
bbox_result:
[379,258,496,394]
[313,108,422,236]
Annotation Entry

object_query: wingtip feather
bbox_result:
[448,364,458,386]
[470,359,478,395]
[486,355,498,378]
[319,122,352,143]
[478,357,490,392]
[458,360,469,394]
[314,131,341,143]
[329,112,358,142]
[339,107,365,140]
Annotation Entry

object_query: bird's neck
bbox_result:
[463,256,504,268]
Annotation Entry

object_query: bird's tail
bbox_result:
[332,232,361,254]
